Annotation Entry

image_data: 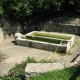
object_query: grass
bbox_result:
[0,57,80,80]
[0,53,5,59]
[32,32,71,40]
[30,65,80,80]
[0,52,7,61]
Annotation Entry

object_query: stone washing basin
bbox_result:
[16,31,75,53]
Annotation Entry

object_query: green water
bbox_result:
[32,32,71,40]
[24,36,67,45]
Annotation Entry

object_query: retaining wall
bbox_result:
[40,23,80,35]
[1,18,80,39]
[0,28,4,43]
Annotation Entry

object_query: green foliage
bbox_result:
[27,57,56,63]
[0,6,4,15]
[11,0,33,18]
[0,57,52,80]
[27,57,38,63]
[0,52,7,59]
[39,59,56,63]
[0,60,27,80]
[0,0,80,20]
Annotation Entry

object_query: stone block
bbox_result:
[25,63,64,78]
[16,31,75,53]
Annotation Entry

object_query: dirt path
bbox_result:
[0,35,80,74]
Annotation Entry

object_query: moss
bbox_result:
[32,32,71,40]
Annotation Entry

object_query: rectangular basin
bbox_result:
[16,31,75,53]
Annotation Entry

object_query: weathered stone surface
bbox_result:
[15,33,22,43]
[16,31,75,53]
[64,62,78,68]
[25,63,64,78]
[75,54,80,62]
[41,23,80,35]
[16,38,68,53]
[0,28,4,43]
[15,33,22,38]
[1,17,80,39]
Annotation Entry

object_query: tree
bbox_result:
[0,0,4,16]
[1,0,80,33]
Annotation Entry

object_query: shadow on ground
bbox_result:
[69,66,80,80]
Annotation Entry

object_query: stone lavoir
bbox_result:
[15,31,75,53]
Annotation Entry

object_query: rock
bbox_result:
[15,33,22,43]
[25,63,64,78]
[15,33,22,38]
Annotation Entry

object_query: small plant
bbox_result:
[27,57,56,63]
[0,53,5,59]
[27,57,38,63]
[0,52,7,62]
[0,57,37,80]
[39,59,52,63]
[0,60,27,80]
[39,59,56,63]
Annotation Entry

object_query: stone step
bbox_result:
[25,63,64,78]
[25,62,78,78]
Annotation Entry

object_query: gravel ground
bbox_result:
[0,35,80,74]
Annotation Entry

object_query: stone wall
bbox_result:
[0,28,4,43]
[0,18,22,38]
[0,18,80,39]
[40,23,80,35]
